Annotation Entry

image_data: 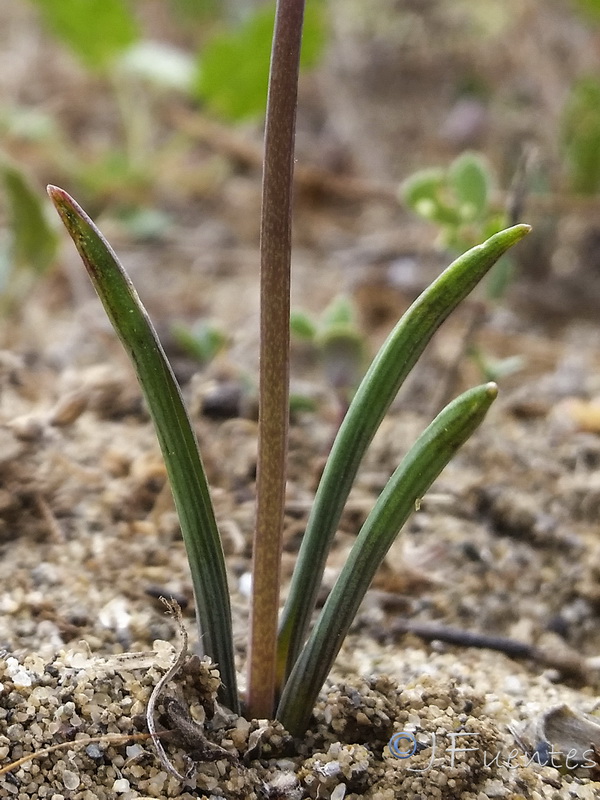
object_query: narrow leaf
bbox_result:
[277,382,498,735]
[47,186,239,713]
[2,164,57,274]
[277,224,530,684]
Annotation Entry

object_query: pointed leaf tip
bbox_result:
[47,185,90,222]
[47,185,78,212]
[47,184,67,204]
[47,185,78,227]
[46,186,108,263]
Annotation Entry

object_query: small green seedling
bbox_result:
[291,295,365,406]
[171,319,227,366]
[48,0,530,737]
[401,151,506,254]
[402,152,522,383]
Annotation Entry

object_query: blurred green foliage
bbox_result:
[1,164,57,274]
[194,1,326,120]
[0,163,57,305]
[27,0,326,121]
[15,0,326,207]
[573,0,600,22]
[29,0,140,72]
[168,0,220,22]
[401,152,522,381]
[171,320,227,365]
[561,76,600,195]
[291,295,365,401]
[1,0,326,310]
[401,152,506,254]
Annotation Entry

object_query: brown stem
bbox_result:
[247,0,305,720]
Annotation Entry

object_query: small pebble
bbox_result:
[62,769,80,790]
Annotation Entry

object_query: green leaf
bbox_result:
[401,167,462,227]
[194,1,325,120]
[277,382,498,735]
[276,224,531,686]
[469,347,524,382]
[401,167,445,217]
[30,0,139,72]
[299,1,327,69]
[290,310,317,341]
[47,186,239,713]
[194,5,272,120]
[448,151,490,220]
[2,163,58,274]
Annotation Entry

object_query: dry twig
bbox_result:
[145,598,191,782]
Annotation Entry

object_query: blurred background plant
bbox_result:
[0,0,326,318]
[1,0,325,235]
[290,294,365,413]
[401,152,504,257]
[15,0,325,204]
[561,77,600,196]
[170,318,227,367]
[0,162,58,312]
[2,0,600,329]
[400,152,524,384]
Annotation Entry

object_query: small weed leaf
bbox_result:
[30,0,139,73]
[194,0,326,120]
[448,152,490,221]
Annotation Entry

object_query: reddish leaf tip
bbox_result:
[46,185,71,206]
